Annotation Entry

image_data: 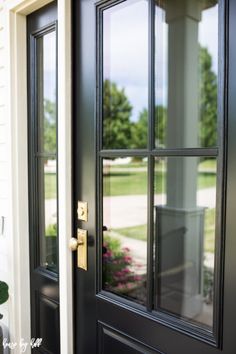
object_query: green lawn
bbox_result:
[104,170,216,196]
[107,162,147,169]
[199,159,216,171]
[204,208,216,253]
[198,173,216,189]
[104,172,148,196]
[45,160,217,199]
[45,173,57,199]
[114,224,147,241]
[113,208,216,254]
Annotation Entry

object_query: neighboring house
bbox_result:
[1,1,236,354]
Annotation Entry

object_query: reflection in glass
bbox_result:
[36,29,58,273]
[155,1,218,148]
[103,0,148,149]
[37,31,57,153]
[102,158,147,304]
[154,157,216,328]
[38,158,58,272]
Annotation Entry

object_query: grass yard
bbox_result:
[45,160,216,199]
[198,173,216,189]
[104,170,216,196]
[113,208,216,254]
[114,224,147,241]
[199,158,217,171]
[204,208,216,253]
[45,173,57,199]
[104,171,148,196]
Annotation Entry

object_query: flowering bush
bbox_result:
[103,235,143,293]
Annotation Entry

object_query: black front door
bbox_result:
[27,2,60,353]
[73,0,236,353]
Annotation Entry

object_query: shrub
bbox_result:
[103,235,143,293]
[0,281,9,319]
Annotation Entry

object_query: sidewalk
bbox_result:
[104,188,216,228]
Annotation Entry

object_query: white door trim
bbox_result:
[5,0,73,352]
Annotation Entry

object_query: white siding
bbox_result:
[0,66,6,87]
[0,0,9,328]
[0,104,6,124]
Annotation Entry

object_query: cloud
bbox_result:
[103,1,218,121]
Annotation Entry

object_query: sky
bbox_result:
[103,0,219,122]
[43,30,56,103]
[43,0,219,121]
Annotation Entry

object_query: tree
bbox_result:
[131,109,148,149]
[103,79,133,149]
[132,46,217,149]
[155,105,167,147]
[199,46,217,147]
[44,98,56,153]
[131,106,167,149]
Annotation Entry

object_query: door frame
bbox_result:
[5,0,73,352]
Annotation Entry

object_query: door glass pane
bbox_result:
[102,158,147,305]
[154,156,217,328]
[38,158,58,272]
[36,28,58,273]
[37,30,57,154]
[155,1,218,148]
[103,0,148,149]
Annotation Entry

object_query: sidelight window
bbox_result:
[30,27,58,273]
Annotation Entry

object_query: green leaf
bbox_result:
[0,281,9,305]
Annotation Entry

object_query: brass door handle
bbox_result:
[69,237,84,250]
[69,228,87,270]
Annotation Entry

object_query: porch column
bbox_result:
[165,0,202,208]
[155,0,208,318]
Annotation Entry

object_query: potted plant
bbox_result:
[0,281,9,354]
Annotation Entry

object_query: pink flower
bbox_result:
[126,283,133,289]
[115,271,122,277]
[122,268,130,274]
[117,283,125,289]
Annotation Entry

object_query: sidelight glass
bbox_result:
[37,30,57,154]
[102,0,148,149]
[35,28,58,273]
[38,158,58,272]
[154,156,217,328]
[154,1,218,149]
[102,158,148,305]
